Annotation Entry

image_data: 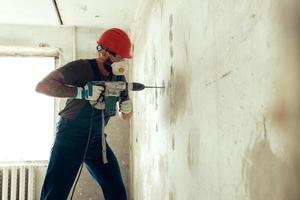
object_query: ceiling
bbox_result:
[0,0,142,29]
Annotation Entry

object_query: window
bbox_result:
[0,57,55,162]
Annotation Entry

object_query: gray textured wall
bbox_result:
[130,0,300,199]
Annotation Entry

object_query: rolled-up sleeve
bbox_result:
[57,59,92,86]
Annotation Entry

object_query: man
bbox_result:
[36,28,132,200]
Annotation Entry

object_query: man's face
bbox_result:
[97,45,124,65]
[103,54,113,65]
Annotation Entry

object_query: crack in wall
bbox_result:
[263,116,267,140]
[205,70,233,86]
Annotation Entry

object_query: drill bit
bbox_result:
[144,86,165,89]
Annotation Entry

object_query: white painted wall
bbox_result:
[130,0,300,199]
[0,24,130,200]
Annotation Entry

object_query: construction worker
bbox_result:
[36,28,132,200]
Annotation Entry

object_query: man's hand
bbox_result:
[119,99,133,114]
[76,82,104,101]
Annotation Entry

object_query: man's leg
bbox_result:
[85,143,127,200]
[40,119,88,200]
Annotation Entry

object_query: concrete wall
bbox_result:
[271,0,300,199]
[0,24,130,199]
[130,0,300,200]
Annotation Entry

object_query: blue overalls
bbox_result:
[40,101,127,200]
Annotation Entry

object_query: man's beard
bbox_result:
[104,57,113,65]
[103,57,113,73]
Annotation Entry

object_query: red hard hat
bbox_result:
[97,28,132,58]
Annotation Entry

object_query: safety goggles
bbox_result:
[96,45,124,62]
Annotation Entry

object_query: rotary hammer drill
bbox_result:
[89,81,164,113]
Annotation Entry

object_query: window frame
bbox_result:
[0,46,61,164]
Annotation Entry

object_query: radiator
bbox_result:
[0,166,35,200]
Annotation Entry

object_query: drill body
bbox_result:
[88,81,145,115]
[91,81,127,97]
[90,81,145,97]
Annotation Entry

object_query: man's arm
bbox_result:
[35,70,77,98]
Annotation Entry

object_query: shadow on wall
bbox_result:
[244,139,300,200]
[244,1,300,200]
